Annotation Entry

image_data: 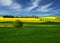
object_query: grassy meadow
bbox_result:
[0,22,60,43]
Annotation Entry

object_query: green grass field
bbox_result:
[0,24,60,43]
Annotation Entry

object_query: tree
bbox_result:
[3,15,14,18]
[14,20,23,28]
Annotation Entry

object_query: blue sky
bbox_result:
[0,0,60,16]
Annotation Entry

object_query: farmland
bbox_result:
[0,16,60,22]
[0,16,60,43]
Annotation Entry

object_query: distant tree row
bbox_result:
[3,15,14,18]
[3,15,39,18]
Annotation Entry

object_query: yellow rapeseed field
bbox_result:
[0,16,60,22]
[0,18,40,22]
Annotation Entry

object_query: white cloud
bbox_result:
[9,3,21,10]
[36,2,54,12]
[0,0,12,6]
[26,0,40,11]
[0,0,21,10]
[39,8,54,12]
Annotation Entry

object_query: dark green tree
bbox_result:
[14,20,23,28]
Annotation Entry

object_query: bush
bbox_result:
[14,20,23,28]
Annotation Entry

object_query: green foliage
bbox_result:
[14,20,23,28]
